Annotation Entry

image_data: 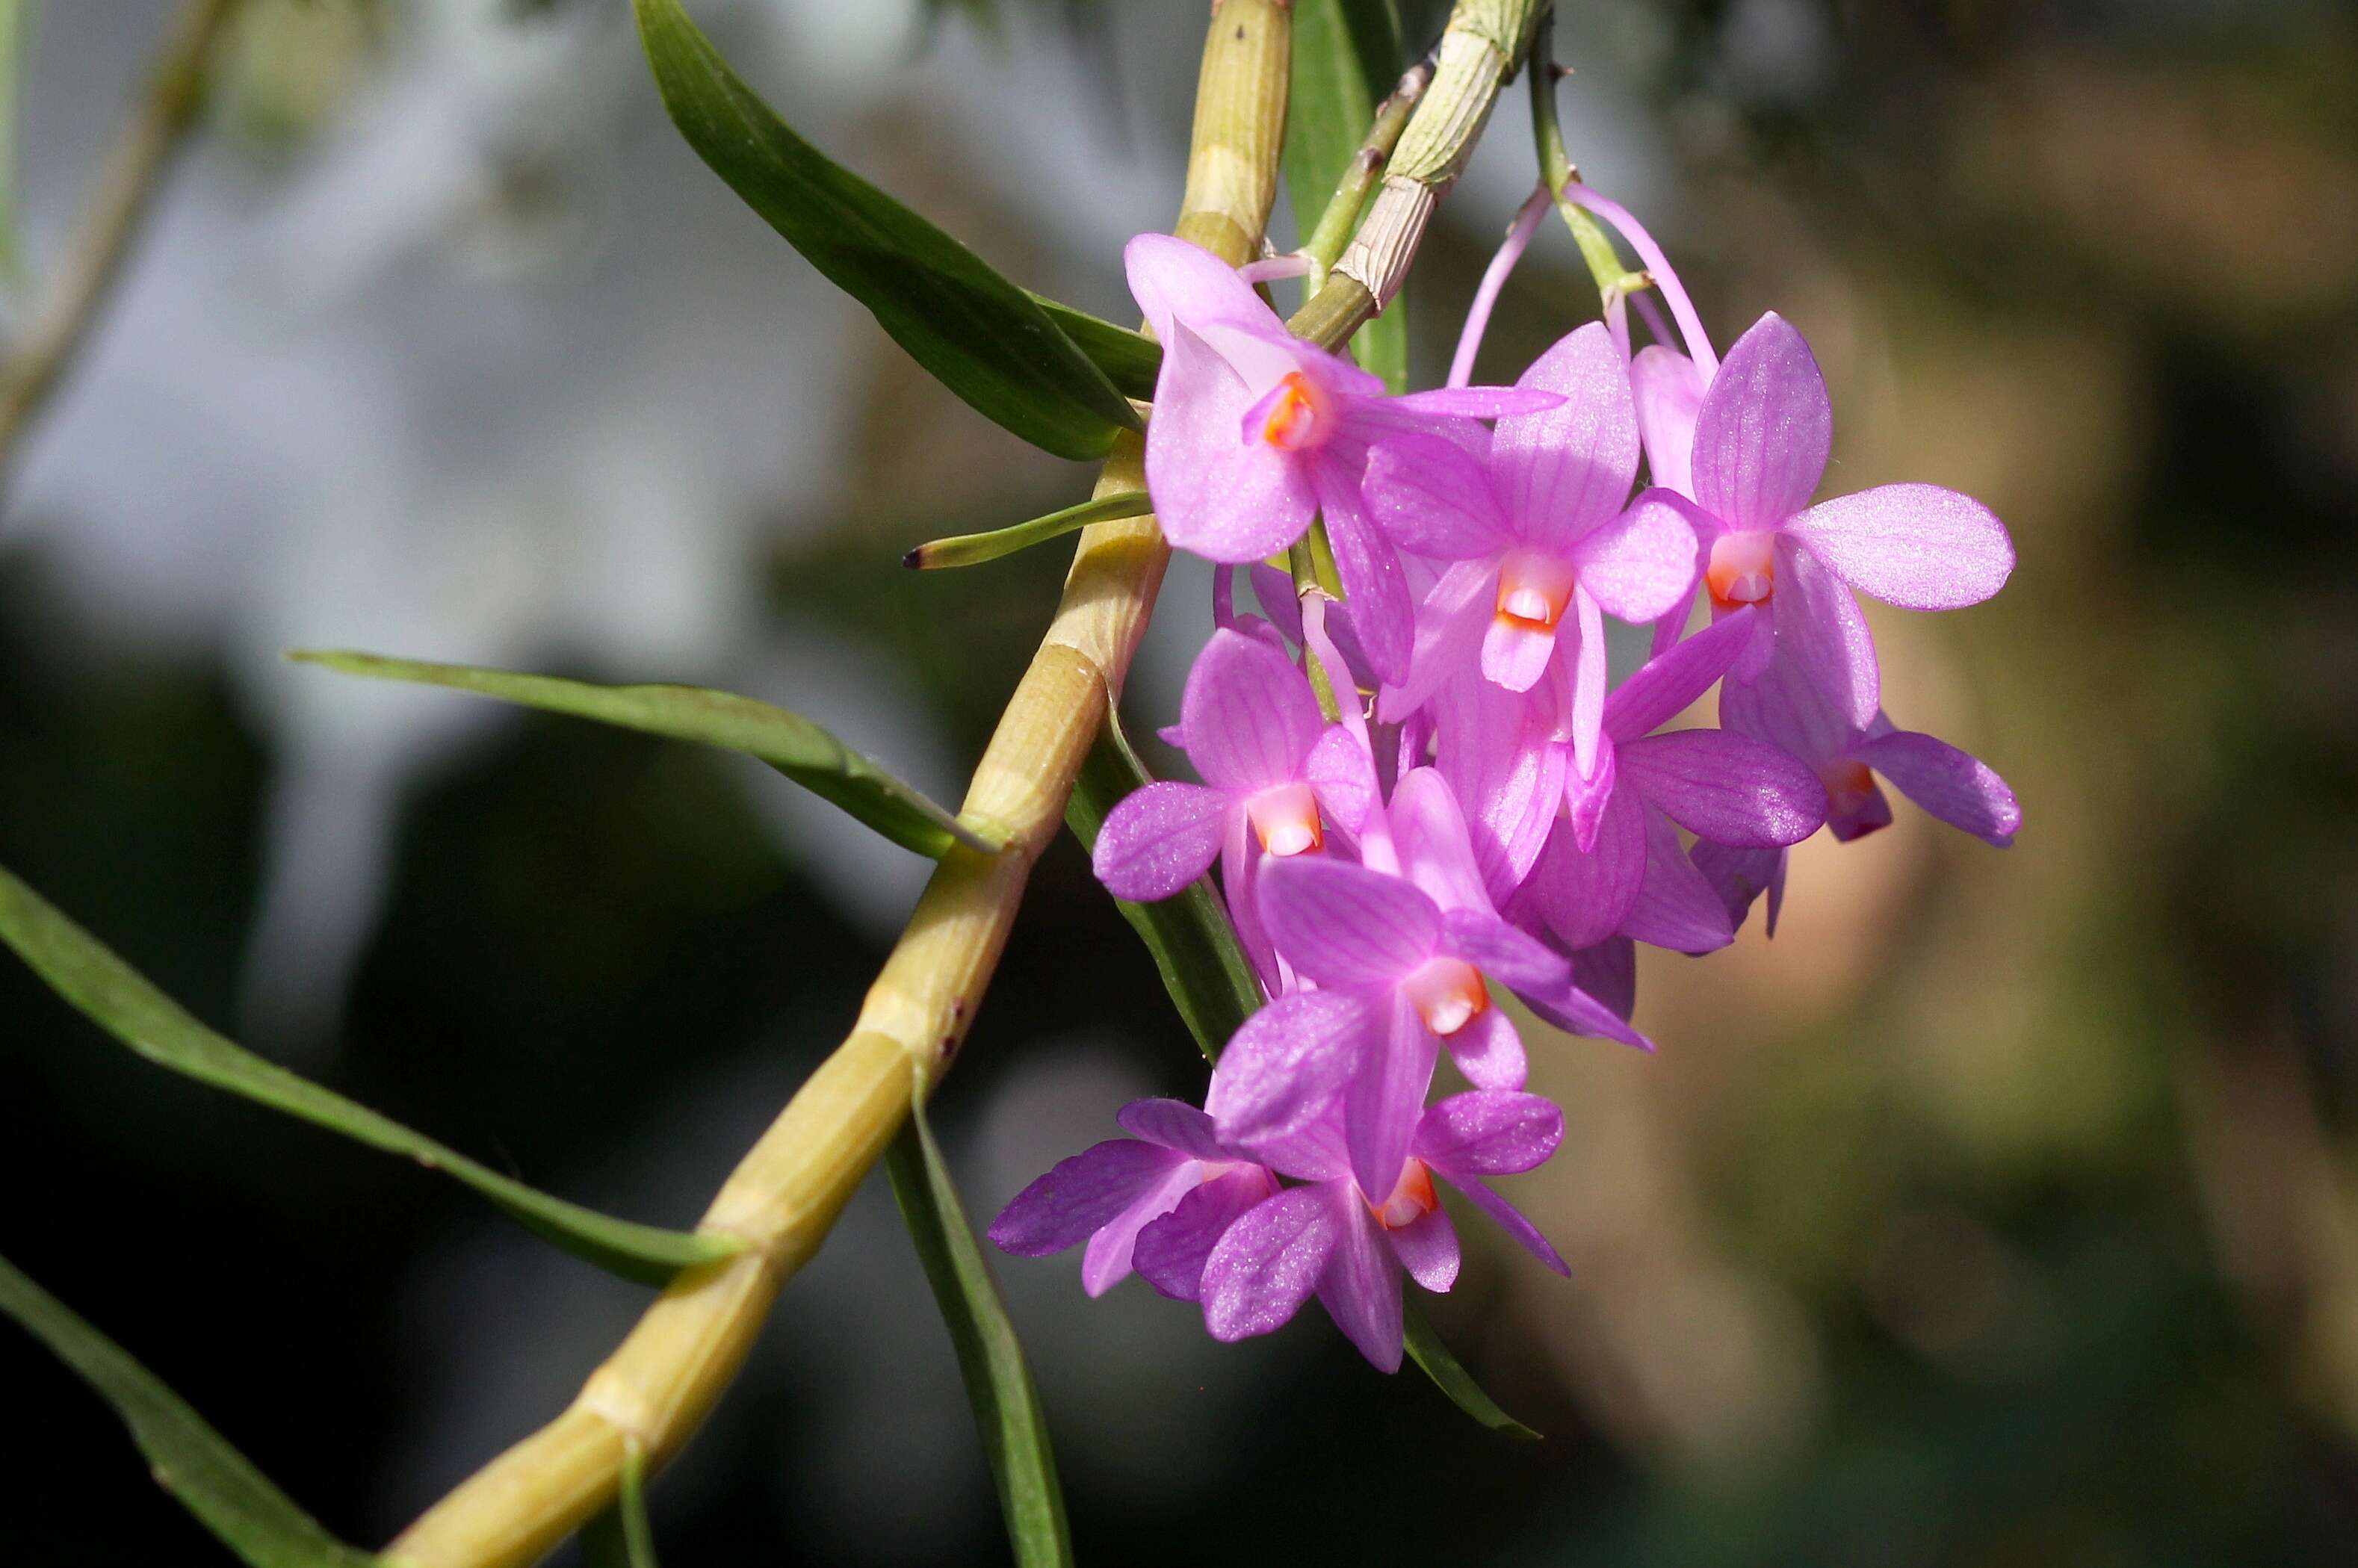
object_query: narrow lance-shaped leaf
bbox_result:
[0,1251,383,1568]
[1065,700,1264,1061]
[1026,293,1160,404]
[633,0,1137,461]
[907,490,1151,571]
[1404,1298,1543,1440]
[1287,0,1408,392]
[885,1099,1073,1568]
[0,864,735,1288]
[291,651,994,860]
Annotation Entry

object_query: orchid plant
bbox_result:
[0,2,2021,1566]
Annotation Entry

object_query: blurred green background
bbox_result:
[5,0,2357,1563]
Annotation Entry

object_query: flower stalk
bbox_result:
[378,5,1292,1566]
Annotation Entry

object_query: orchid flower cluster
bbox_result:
[990,223,2022,1373]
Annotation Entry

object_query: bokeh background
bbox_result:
[6,0,2357,1562]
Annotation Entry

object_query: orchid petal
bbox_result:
[1364,433,1514,559]
[1384,385,1563,420]
[1206,990,1373,1150]
[1775,536,1881,730]
[1619,728,1827,847]
[1630,344,1707,499]
[1316,462,1416,686]
[1854,730,2021,846]
[1689,840,1786,934]
[1443,1004,1528,1089]
[1386,1205,1462,1293]
[1605,604,1757,742]
[1092,781,1233,900]
[1570,935,1638,1020]
[1526,784,1647,951]
[1573,492,1701,624]
[1081,1161,1204,1296]
[1621,805,1737,955]
[1146,322,1317,563]
[1390,767,1493,915]
[1124,232,1279,346]
[1202,1185,1343,1342]
[1717,633,1852,769]
[1317,1195,1406,1372]
[1450,1175,1570,1275]
[1378,559,1497,721]
[1180,627,1326,793]
[1133,1165,1276,1302]
[1257,855,1442,986]
[1441,909,1569,996]
[1690,312,1831,533]
[1115,1097,1230,1159]
[1480,614,1558,694]
[1414,1089,1565,1175]
[987,1139,1189,1257]
[1492,323,1643,549]
[1786,483,2014,610]
[1346,993,1439,1200]
[1306,723,1380,839]
[1568,587,1610,780]
[1432,675,1562,900]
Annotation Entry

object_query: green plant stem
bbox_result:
[1287,0,1548,350]
[0,0,241,479]
[1300,58,1433,295]
[1527,13,1649,306]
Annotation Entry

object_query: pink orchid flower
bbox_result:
[1699,638,2022,934]
[1125,233,1557,684]
[1363,322,1699,781]
[1628,312,2016,726]
[988,1099,1278,1300]
[1209,769,1640,1202]
[1199,1089,1568,1372]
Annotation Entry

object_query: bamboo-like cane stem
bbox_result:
[377,7,1290,1567]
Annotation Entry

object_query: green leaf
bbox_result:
[1287,0,1408,392]
[907,489,1150,571]
[578,1444,659,1568]
[291,651,994,861]
[632,0,1136,461]
[885,1100,1072,1568]
[0,1251,382,1568]
[0,864,736,1288]
[1025,294,1159,403]
[1403,1298,1543,1440]
[1065,701,1263,1061]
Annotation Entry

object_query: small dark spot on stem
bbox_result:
[1234,25,1245,40]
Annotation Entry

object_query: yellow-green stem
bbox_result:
[377,6,1290,1567]
[1528,12,1650,306]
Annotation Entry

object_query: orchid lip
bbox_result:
[1245,781,1322,858]
[1240,370,1334,452]
[1494,549,1579,631]
[1820,757,1876,817]
[1402,955,1489,1038]
[1706,530,1777,610]
[1370,1157,1440,1230]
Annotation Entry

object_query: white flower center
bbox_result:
[1494,548,1577,631]
[1245,782,1322,857]
[1706,531,1777,608]
[1402,955,1488,1038]
[1370,1157,1440,1230]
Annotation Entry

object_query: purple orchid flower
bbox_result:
[1364,323,1698,779]
[987,1098,1278,1299]
[1467,609,1826,955]
[1125,233,1557,684]
[1209,768,1640,1200]
[1093,627,1363,983]
[1198,1090,1568,1372]
[1633,312,2016,726]
[1700,638,2022,932]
